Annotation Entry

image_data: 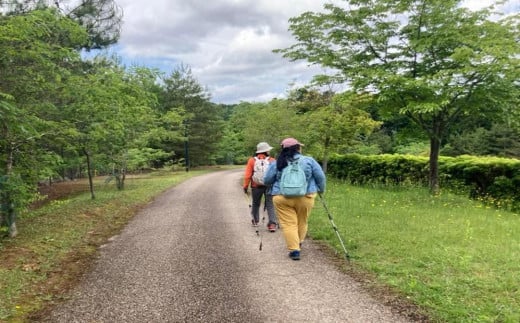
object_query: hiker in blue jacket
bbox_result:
[264,137,326,260]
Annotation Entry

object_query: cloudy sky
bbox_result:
[107,0,519,104]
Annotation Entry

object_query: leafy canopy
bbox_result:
[275,0,520,192]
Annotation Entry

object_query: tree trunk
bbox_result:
[119,154,127,190]
[120,168,125,190]
[429,136,441,195]
[5,143,18,237]
[83,148,96,200]
[322,136,330,173]
[322,158,328,174]
[5,145,18,238]
[114,168,125,190]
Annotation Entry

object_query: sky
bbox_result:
[103,0,519,105]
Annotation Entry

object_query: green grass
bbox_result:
[309,179,520,323]
[0,170,210,322]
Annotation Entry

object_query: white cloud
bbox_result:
[112,0,518,104]
[111,0,340,103]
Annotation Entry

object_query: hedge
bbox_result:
[327,154,520,211]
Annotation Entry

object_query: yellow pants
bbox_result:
[273,194,316,251]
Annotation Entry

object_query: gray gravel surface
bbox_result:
[43,169,413,323]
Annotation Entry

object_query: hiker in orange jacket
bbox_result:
[243,142,278,232]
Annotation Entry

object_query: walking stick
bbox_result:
[318,193,350,262]
[244,190,252,208]
[245,190,262,251]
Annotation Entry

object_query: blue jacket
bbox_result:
[264,153,326,195]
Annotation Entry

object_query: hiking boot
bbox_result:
[268,223,276,232]
[288,250,300,260]
[251,219,258,227]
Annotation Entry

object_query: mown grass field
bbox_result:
[309,179,520,323]
[1,170,518,322]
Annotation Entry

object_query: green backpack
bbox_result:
[279,158,307,197]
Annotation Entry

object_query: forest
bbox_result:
[1,0,519,237]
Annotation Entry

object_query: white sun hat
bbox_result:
[256,142,273,153]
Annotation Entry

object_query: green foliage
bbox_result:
[299,91,382,165]
[125,148,171,172]
[276,0,520,191]
[0,174,35,214]
[328,153,429,185]
[442,155,520,209]
[66,0,122,49]
[1,0,123,49]
[226,100,303,161]
[394,141,430,156]
[444,124,520,158]
[252,100,301,145]
[158,65,225,167]
[0,9,90,230]
[213,125,247,165]
[225,90,382,169]
[328,154,520,210]
[0,174,37,237]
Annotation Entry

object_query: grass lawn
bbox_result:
[309,179,520,322]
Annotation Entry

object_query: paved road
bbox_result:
[43,169,413,323]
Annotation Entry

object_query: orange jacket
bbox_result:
[243,153,276,188]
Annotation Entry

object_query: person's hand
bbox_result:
[243,187,248,194]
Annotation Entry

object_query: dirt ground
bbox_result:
[34,180,91,207]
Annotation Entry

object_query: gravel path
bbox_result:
[43,169,413,323]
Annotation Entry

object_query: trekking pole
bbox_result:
[244,190,252,208]
[257,197,263,251]
[262,201,266,224]
[245,190,262,251]
[318,193,350,262]
[258,226,263,251]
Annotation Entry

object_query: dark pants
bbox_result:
[251,186,277,225]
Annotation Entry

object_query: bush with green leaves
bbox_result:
[0,174,37,237]
[328,154,520,210]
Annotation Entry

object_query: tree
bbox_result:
[443,123,520,158]
[275,0,520,193]
[66,0,122,49]
[0,0,122,49]
[0,98,38,237]
[241,100,303,150]
[303,91,382,172]
[159,65,225,167]
[58,58,159,195]
[92,63,159,189]
[0,9,88,236]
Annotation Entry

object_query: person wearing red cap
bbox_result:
[263,137,326,260]
[243,142,278,231]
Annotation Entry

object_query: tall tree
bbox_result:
[275,0,520,193]
[58,58,159,196]
[160,65,224,167]
[66,0,122,49]
[0,97,38,237]
[0,0,122,49]
[0,9,88,236]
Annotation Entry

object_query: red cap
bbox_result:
[281,137,304,148]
